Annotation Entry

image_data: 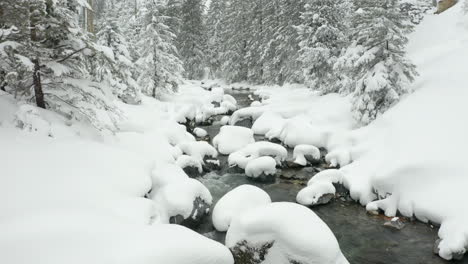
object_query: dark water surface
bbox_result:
[194,90,467,264]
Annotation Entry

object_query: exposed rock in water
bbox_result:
[315,193,335,206]
[279,167,315,181]
[226,165,245,174]
[203,158,221,172]
[234,117,253,128]
[183,166,202,178]
[169,197,210,228]
[230,240,274,264]
[383,217,406,230]
[248,172,276,183]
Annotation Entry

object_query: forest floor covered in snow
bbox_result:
[1,3,468,264]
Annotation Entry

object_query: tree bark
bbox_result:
[87,0,95,34]
[30,3,46,109]
[33,58,46,109]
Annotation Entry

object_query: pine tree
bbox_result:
[298,0,351,93]
[338,0,418,124]
[265,0,305,85]
[205,0,228,78]
[0,0,120,131]
[95,2,142,105]
[178,0,207,80]
[136,0,184,98]
[218,0,251,83]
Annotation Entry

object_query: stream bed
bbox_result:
[191,90,466,264]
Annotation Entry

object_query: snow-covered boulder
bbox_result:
[229,107,264,126]
[213,126,255,155]
[219,116,230,125]
[193,127,208,138]
[177,141,218,161]
[228,141,287,169]
[296,169,343,206]
[151,178,212,227]
[176,155,203,177]
[226,202,348,264]
[212,185,271,232]
[251,111,285,135]
[245,157,277,182]
[293,144,321,166]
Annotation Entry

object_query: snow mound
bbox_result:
[296,170,344,206]
[213,126,255,155]
[151,163,188,190]
[251,111,285,135]
[219,116,230,125]
[228,141,287,169]
[212,185,271,232]
[229,107,265,125]
[225,202,348,264]
[175,155,203,173]
[293,144,321,166]
[177,141,218,161]
[193,127,208,138]
[245,156,277,178]
[151,178,212,223]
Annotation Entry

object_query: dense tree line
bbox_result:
[0,0,432,128]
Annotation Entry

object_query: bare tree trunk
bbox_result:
[87,0,95,34]
[30,4,46,109]
[33,58,46,108]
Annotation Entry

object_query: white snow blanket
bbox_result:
[0,84,233,264]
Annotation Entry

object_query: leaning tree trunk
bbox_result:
[32,58,46,109]
[30,3,46,109]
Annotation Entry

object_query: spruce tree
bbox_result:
[339,0,418,124]
[95,5,141,105]
[178,0,207,80]
[298,0,351,93]
[136,0,184,98]
[205,0,228,78]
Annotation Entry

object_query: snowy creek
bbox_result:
[183,90,465,264]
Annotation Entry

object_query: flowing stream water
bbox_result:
[190,90,466,264]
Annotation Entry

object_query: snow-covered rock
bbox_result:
[226,202,348,264]
[219,116,230,125]
[176,155,203,177]
[293,144,321,166]
[177,141,218,161]
[229,107,265,126]
[228,141,287,169]
[212,185,271,232]
[213,126,255,155]
[193,127,208,138]
[296,169,343,206]
[245,156,277,180]
[151,178,212,226]
[251,111,285,135]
